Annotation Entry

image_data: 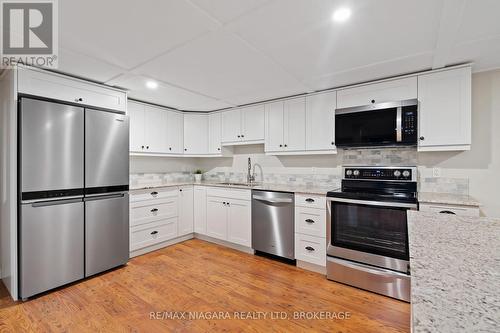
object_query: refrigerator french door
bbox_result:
[19,98,85,299]
[84,108,129,277]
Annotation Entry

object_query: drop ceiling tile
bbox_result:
[455,0,500,44]
[59,0,218,69]
[135,30,308,102]
[57,48,125,82]
[191,0,271,23]
[227,0,442,83]
[449,36,500,72]
[110,74,233,111]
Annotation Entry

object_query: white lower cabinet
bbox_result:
[419,203,480,217]
[294,194,327,267]
[178,186,194,236]
[194,186,207,234]
[130,218,178,251]
[206,187,251,247]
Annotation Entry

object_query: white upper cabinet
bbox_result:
[17,66,127,112]
[284,98,306,152]
[166,111,184,154]
[306,91,337,152]
[337,77,417,109]
[265,101,284,152]
[144,105,168,153]
[241,105,265,142]
[208,112,222,154]
[184,113,209,155]
[418,67,472,151]
[265,98,306,153]
[221,105,265,144]
[128,102,145,152]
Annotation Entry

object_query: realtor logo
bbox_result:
[1,0,58,68]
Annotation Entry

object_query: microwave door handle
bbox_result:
[327,197,417,209]
[396,106,402,142]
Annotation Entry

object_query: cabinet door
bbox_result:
[208,112,222,154]
[221,109,241,143]
[178,186,194,236]
[166,111,184,154]
[128,102,145,152]
[144,106,168,153]
[184,114,208,154]
[306,92,336,151]
[265,101,284,152]
[337,77,417,109]
[418,67,471,150]
[241,105,265,142]
[194,186,207,234]
[227,199,251,247]
[206,197,227,240]
[284,98,306,151]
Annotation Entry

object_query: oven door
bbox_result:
[327,197,417,273]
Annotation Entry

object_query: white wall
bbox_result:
[418,69,500,217]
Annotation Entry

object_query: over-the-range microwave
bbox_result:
[335,99,418,148]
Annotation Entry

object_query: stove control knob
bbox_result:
[353,170,360,177]
[346,170,353,176]
[402,170,410,178]
[394,170,402,177]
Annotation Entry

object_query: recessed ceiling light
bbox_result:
[146,80,158,89]
[332,7,351,23]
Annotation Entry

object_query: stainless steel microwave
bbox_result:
[335,99,418,148]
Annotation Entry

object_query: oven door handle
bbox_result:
[326,197,417,209]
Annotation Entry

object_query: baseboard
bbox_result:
[130,234,194,258]
[194,233,254,255]
[296,260,327,275]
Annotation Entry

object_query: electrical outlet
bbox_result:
[433,168,441,178]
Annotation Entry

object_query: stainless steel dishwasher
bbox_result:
[252,190,295,260]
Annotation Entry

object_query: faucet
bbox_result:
[247,157,255,183]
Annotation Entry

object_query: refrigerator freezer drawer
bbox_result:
[20,199,84,299]
[85,193,129,277]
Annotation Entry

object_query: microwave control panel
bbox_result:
[402,106,418,141]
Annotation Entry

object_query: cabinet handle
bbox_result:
[439,210,456,215]
[150,191,158,196]
[223,202,226,205]
[141,145,145,149]
[305,198,315,203]
[75,97,83,102]
[279,144,283,147]
[305,219,315,224]
[179,189,183,192]
[331,141,335,145]
[184,148,187,151]
[419,136,425,141]
[150,231,158,235]
[169,147,172,151]
[241,134,244,138]
[146,146,149,149]
[305,246,315,252]
[371,99,375,104]
[218,147,221,151]
[150,208,158,213]
[237,135,241,138]
[284,144,288,147]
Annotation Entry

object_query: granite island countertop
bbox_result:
[408,211,500,333]
[130,180,334,196]
[418,192,481,207]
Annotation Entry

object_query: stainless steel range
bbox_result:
[326,166,418,302]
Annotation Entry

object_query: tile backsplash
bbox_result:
[341,148,418,166]
[130,172,194,188]
[418,177,469,195]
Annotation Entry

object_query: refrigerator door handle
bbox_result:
[84,193,126,201]
[31,198,83,207]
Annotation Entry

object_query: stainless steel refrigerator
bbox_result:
[19,97,129,299]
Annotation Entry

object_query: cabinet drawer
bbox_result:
[295,194,326,209]
[295,234,326,267]
[419,203,480,217]
[18,67,127,112]
[130,199,178,227]
[295,207,326,238]
[130,218,177,251]
[337,77,417,109]
[130,187,178,202]
[206,187,251,201]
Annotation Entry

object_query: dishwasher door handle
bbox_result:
[252,195,293,204]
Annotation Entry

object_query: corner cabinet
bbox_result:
[183,113,208,155]
[221,105,265,144]
[417,67,472,151]
[305,91,337,152]
[265,97,306,154]
[208,112,222,154]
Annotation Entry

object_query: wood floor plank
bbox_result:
[0,239,410,332]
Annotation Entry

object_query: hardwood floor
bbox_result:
[0,239,410,332]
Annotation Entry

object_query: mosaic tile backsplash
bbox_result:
[341,148,418,166]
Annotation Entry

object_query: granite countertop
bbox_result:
[418,192,481,207]
[408,211,500,333]
[130,181,332,196]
